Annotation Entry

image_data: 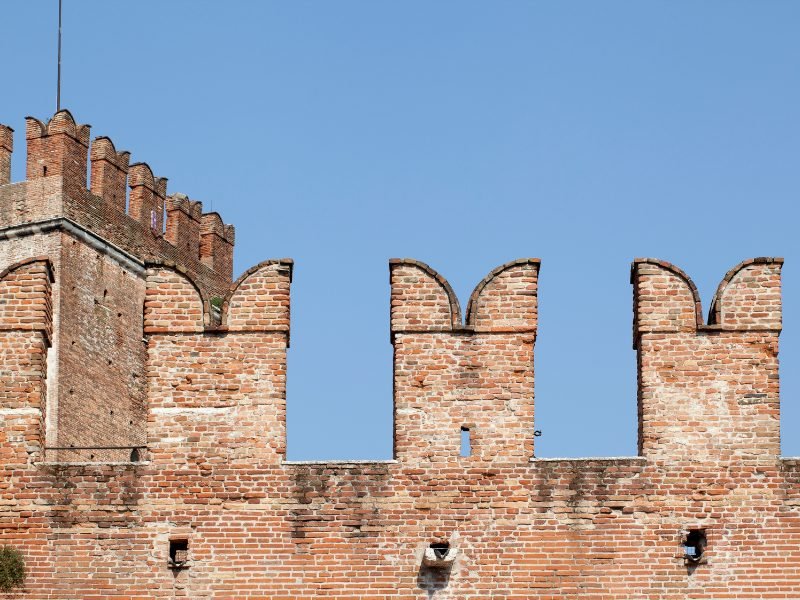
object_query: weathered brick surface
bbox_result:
[89,136,130,212]
[633,258,783,461]
[0,125,12,185]
[0,109,236,464]
[1,110,234,299]
[53,236,147,459]
[0,110,799,598]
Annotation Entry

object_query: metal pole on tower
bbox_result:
[57,0,62,111]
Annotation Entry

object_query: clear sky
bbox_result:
[2,1,799,458]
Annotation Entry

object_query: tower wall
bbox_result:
[52,234,147,461]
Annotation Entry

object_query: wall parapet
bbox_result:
[2,248,800,597]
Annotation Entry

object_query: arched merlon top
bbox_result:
[201,212,236,244]
[389,259,463,334]
[90,136,130,171]
[708,257,783,330]
[128,162,165,194]
[143,260,294,336]
[389,258,539,336]
[26,110,91,145]
[0,256,55,284]
[167,194,204,221]
[465,258,540,332]
[0,257,54,344]
[632,257,783,344]
[144,264,206,334]
[632,258,703,338]
[0,125,13,151]
[221,259,294,338]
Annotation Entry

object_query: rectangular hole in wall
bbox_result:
[169,538,189,567]
[460,426,471,457]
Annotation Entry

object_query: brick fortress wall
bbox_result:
[0,110,798,599]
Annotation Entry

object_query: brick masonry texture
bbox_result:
[0,110,799,599]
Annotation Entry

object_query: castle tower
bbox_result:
[0,110,235,461]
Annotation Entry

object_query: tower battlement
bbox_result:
[0,110,234,291]
[0,109,798,599]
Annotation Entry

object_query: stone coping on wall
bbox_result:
[282,460,398,466]
[37,461,152,467]
[0,216,145,275]
[531,456,646,462]
[32,457,800,468]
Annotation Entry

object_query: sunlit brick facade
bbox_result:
[0,110,798,599]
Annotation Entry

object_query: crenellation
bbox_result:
[708,257,783,330]
[1,109,234,298]
[0,257,53,463]
[631,258,702,340]
[222,259,293,333]
[1,107,799,598]
[391,259,539,464]
[144,265,206,333]
[0,124,12,185]
[128,162,166,234]
[0,257,54,344]
[165,193,203,258]
[389,259,461,333]
[89,135,130,211]
[25,110,91,191]
[464,258,539,332]
[633,258,783,462]
[199,211,235,281]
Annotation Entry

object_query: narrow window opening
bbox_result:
[460,427,471,457]
[42,166,47,176]
[684,529,706,562]
[430,542,450,560]
[130,448,141,462]
[169,539,189,567]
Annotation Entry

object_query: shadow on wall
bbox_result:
[417,565,451,597]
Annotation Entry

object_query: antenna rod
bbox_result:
[57,0,62,111]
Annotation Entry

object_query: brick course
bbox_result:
[0,110,798,598]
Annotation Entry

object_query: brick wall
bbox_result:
[52,234,147,460]
[0,110,799,598]
[0,109,237,462]
[390,258,538,464]
[1,110,234,299]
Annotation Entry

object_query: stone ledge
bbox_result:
[283,459,397,465]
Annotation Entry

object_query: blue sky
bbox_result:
[2,1,799,458]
